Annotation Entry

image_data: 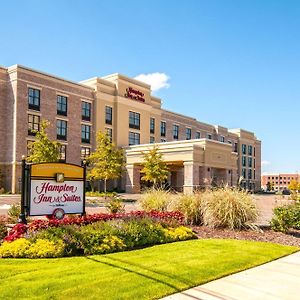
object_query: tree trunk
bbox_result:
[104,178,107,200]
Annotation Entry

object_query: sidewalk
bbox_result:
[162,251,300,300]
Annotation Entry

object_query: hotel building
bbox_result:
[261,173,300,191]
[0,64,261,193]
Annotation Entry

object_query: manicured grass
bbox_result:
[0,239,297,300]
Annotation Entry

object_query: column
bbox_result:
[183,162,200,194]
[125,164,140,193]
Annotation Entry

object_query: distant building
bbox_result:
[261,173,300,191]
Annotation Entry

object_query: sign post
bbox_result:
[19,161,86,221]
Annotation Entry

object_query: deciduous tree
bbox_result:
[27,120,61,163]
[87,131,124,193]
[140,146,169,188]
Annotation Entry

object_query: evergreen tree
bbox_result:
[140,146,169,187]
[87,131,124,193]
[27,120,61,163]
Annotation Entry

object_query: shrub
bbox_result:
[0,216,8,242]
[4,223,27,242]
[163,226,196,242]
[0,238,65,258]
[106,196,125,214]
[86,191,117,197]
[271,203,300,232]
[7,204,21,223]
[173,193,203,225]
[88,236,126,255]
[201,188,258,229]
[139,188,173,211]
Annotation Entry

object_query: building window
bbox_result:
[57,95,67,116]
[161,121,166,137]
[242,168,246,179]
[254,147,256,157]
[242,156,246,167]
[105,106,113,125]
[248,169,252,180]
[28,88,40,111]
[219,136,225,143]
[81,124,91,143]
[58,145,67,162]
[129,132,140,145]
[207,133,212,139]
[242,144,247,154]
[81,147,91,160]
[248,157,253,168]
[27,140,33,156]
[150,118,155,134]
[228,140,232,144]
[234,142,238,152]
[129,111,140,130]
[254,170,256,180]
[106,127,112,142]
[161,138,166,142]
[186,128,191,140]
[57,120,67,141]
[28,114,40,136]
[173,124,179,140]
[82,101,91,121]
[150,136,155,144]
[248,145,253,156]
[196,132,200,139]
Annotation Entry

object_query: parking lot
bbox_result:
[0,193,293,226]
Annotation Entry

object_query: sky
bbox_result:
[1,0,300,174]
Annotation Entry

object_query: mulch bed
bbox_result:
[192,226,300,247]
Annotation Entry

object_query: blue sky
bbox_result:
[1,0,300,173]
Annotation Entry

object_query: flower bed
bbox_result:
[0,210,194,258]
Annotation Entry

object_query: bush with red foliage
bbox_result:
[4,211,184,242]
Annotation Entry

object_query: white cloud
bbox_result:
[261,160,271,166]
[134,72,170,92]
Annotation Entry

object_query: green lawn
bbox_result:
[0,239,298,300]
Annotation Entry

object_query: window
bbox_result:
[150,118,155,134]
[186,128,191,140]
[220,136,225,143]
[161,138,166,142]
[254,159,256,168]
[81,147,91,160]
[254,170,256,180]
[228,140,232,144]
[82,101,91,121]
[106,127,112,142]
[254,147,256,156]
[242,144,247,154]
[248,169,252,180]
[58,145,67,162]
[28,114,40,136]
[105,106,112,125]
[28,88,40,110]
[242,156,246,167]
[196,132,200,139]
[248,145,253,156]
[207,133,212,139]
[27,140,33,156]
[129,132,140,145]
[173,124,179,140]
[81,125,91,143]
[234,142,238,152]
[248,157,252,168]
[57,95,67,116]
[161,121,166,137]
[57,120,67,140]
[150,136,155,144]
[129,111,140,129]
[242,168,246,179]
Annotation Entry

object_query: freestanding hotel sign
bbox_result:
[18,160,86,223]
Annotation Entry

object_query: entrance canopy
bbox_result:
[124,139,238,193]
